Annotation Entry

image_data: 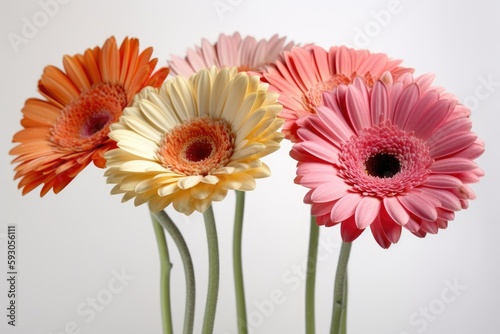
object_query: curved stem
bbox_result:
[330,242,352,334]
[151,214,173,334]
[152,210,196,334]
[233,191,248,334]
[305,215,319,334]
[202,205,220,334]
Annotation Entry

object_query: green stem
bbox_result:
[330,242,352,334]
[151,214,173,334]
[233,191,248,334]
[340,271,348,333]
[152,210,195,334]
[305,215,319,334]
[202,205,219,334]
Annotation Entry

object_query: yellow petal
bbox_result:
[177,175,203,189]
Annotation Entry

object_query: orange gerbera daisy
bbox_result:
[10,36,169,196]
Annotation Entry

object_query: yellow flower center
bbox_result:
[159,116,235,176]
[50,83,126,151]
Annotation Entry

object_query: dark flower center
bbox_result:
[80,111,114,138]
[365,152,401,178]
[184,137,214,162]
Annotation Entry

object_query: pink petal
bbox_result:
[431,158,478,173]
[453,139,485,160]
[201,39,219,68]
[386,82,404,121]
[291,47,319,88]
[420,220,439,234]
[316,105,355,143]
[265,65,301,96]
[346,83,371,132]
[437,208,454,222]
[408,91,445,139]
[414,73,436,93]
[168,55,196,76]
[429,132,477,159]
[379,209,402,244]
[407,100,453,139]
[340,216,364,242]
[317,214,337,226]
[311,202,335,216]
[357,53,388,75]
[333,46,353,74]
[311,46,330,82]
[186,48,207,70]
[294,141,338,164]
[330,192,363,222]
[424,174,463,189]
[370,80,389,125]
[453,170,483,183]
[403,217,421,233]
[297,161,337,177]
[370,219,392,249]
[296,124,341,155]
[426,117,472,144]
[217,34,237,66]
[298,170,337,188]
[420,187,461,211]
[284,49,309,92]
[311,180,349,203]
[354,196,381,229]
[302,115,345,149]
[383,197,410,226]
[398,192,438,221]
[393,83,420,128]
[437,218,449,229]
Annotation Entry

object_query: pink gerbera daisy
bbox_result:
[292,74,484,248]
[263,45,414,142]
[168,32,293,76]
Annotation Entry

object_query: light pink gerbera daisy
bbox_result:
[168,32,293,76]
[292,74,484,248]
[263,45,414,142]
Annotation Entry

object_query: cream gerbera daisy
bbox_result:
[104,67,284,214]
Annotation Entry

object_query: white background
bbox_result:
[1,0,499,333]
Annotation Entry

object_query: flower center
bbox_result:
[185,137,215,162]
[50,83,126,151]
[81,111,115,138]
[302,72,376,112]
[158,116,235,176]
[303,75,350,112]
[365,153,401,178]
[337,122,432,197]
[237,65,252,72]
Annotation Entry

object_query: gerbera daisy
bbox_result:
[10,36,169,196]
[263,45,414,142]
[167,32,293,76]
[292,75,484,248]
[104,66,284,215]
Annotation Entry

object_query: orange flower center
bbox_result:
[237,65,252,72]
[50,83,127,151]
[302,72,376,112]
[158,116,235,176]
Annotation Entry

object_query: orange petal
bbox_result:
[63,55,91,91]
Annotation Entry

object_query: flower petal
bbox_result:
[354,196,381,229]
[330,192,363,223]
